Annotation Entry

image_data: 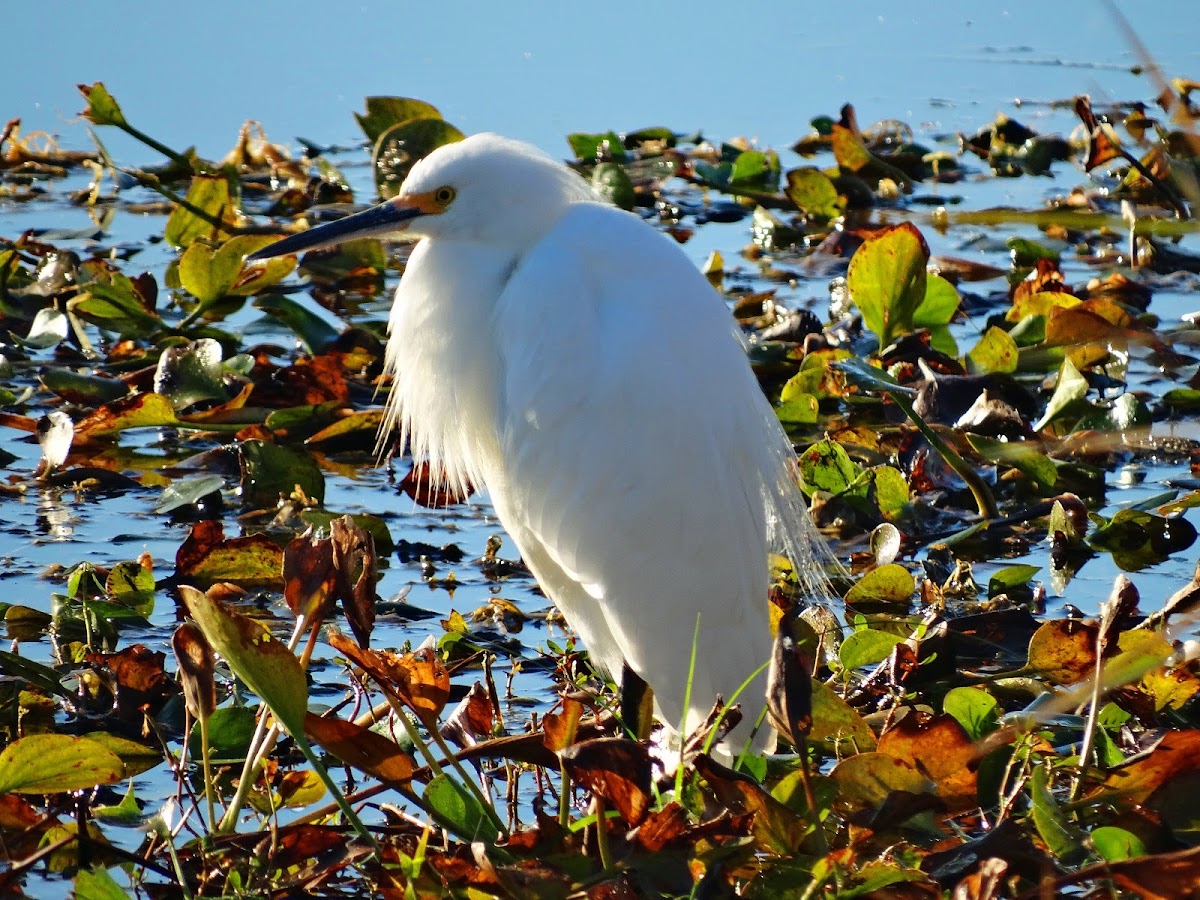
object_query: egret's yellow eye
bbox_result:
[434,186,456,206]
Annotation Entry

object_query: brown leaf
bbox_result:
[694,753,807,855]
[1098,575,1140,657]
[542,697,584,753]
[876,712,978,810]
[951,857,1008,900]
[923,818,1050,886]
[560,737,652,827]
[633,802,691,852]
[171,623,215,720]
[766,628,812,746]
[1159,559,1200,623]
[326,629,449,727]
[440,682,496,750]
[399,462,473,508]
[248,354,350,407]
[330,516,377,646]
[1099,730,1200,806]
[303,712,414,786]
[85,644,179,716]
[282,530,337,623]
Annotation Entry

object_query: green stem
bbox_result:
[198,713,216,834]
[593,796,613,874]
[888,389,998,519]
[675,614,702,797]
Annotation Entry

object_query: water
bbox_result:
[4,4,1200,892]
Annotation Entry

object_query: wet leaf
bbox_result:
[798,439,861,497]
[165,174,240,249]
[74,393,180,441]
[239,439,326,506]
[1034,357,1089,432]
[968,435,1057,492]
[0,734,124,794]
[374,119,466,199]
[155,474,225,514]
[1089,509,1197,571]
[839,629,904,671]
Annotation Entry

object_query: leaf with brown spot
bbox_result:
[633,802,691,852]
[0,735,124,795]
[1027,619,1098,685]
[877,712,978,810]
[560,738,652,827]
[176,520,284,589]
[830,752,934,814]
[303,712,414,787]
[74,392,180,442]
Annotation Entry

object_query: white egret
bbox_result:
[250,133,837,745]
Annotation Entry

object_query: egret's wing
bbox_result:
[490,203,829,734]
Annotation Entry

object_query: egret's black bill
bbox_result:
[247,200,424,261]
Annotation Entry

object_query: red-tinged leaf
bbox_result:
[175,520,284,588]
[326,629,449,727]
[876,712,978,810]
[1027,619,1099,685]
[1098,730,1200,806]
[85,644,179,717]
[172,623,216,720]
[560,738,652,827]
[399,462,474,508]
[542,697,584,752]
[73,393,180,441]
[303,712,414,786]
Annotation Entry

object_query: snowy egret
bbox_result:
[250,133,837,745]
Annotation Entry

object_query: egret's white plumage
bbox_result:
[251,133,837,743]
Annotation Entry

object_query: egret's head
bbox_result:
[247,133,595,262]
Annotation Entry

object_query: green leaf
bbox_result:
[839,630,904,670]
[846,222,929,346]
[987,564,1041,599]
[92,780,145,826]
[967,435,1057,491]
[190,705,260,762]
[154,339,227,410]
[1006,236,1061,266]
[776,392,819,425]
[40,368,128,404]
[942,687,998,741]
[1091,825,1146,862]
[591,162,635,211]
[1030,764,1082,861]
[105,562,156,617]
[809,680,877,753]
[425,772,492,841]
[240,439,326,506]
[75,866,133,900]
[913,274,960,327]
[156,474,226,514]
[300,510,395,555]
[84,733,161,779]
[180,587,308,737]
[78,83,128,128]
[785,167,844,220]
[374,118,466,199]
[966,326,1019,374]
[1090,509,1197,571]
[567,131,626,162]
[844,564,915,606]
[355,96,442,145]
[165,174,238,249]
[72,275,162,333]
[1034,357,1089,432]
[0,734,124,794]
[798,439,861,497]
[253,294,340,354]
[0,648,70,697]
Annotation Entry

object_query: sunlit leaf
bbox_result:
[942,686,998,741]
[374,119,465,199]
[0,734,124,794]
[165,174,239,249]
[785,167,844,220]
[844,564,915,606]
[846,222,929,346]
[355,96,443,145]
[180,585,308,736]
[966,326,1019,374]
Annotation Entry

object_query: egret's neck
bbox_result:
[383,238,515,495]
